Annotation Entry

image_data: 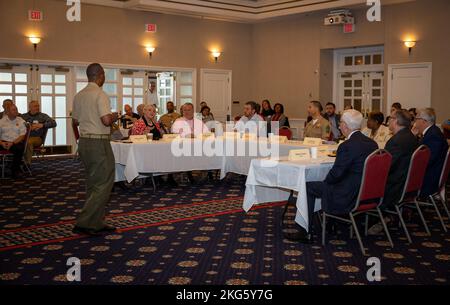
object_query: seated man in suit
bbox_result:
[412,108,449,198]
[298,109,378,243]
[368,109,419,234]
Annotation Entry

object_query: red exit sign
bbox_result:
[145,24,157,33]
[343,23,355,33]
[28,10,43,21]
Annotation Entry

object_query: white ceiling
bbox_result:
[80,0,415,23]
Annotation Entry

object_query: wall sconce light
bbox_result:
[146,46,155,59]
[212,51,221,63]
[28,36,41,52]
[404,40,416,55]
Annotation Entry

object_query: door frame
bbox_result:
[386,62,432,112]
[332,46,384,111]
[200,68,232,119]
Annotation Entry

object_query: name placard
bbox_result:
[224,132,238,139]
[303,137,322,146]
[269,135,288,144]
[241,133,257,141]
[129,135,148,143]
[288,149,311,161]
[197,132,214,140]
[162,134,180,141]
[317,147,329,157]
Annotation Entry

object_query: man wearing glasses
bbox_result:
[412,108,448,198]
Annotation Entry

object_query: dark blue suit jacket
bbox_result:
[420,125,448,197]
[383,127,418,207]
[322,131,378,214]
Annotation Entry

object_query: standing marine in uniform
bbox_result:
[72,63,118,236]
[304,100,331,140]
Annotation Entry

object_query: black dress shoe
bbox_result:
[284,227,314,244]
[96,224,117,233]
[72,226,101,236]
[166,175,178,187]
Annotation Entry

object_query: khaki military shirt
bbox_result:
[159,112,181,130]
[72,82,111,135]
[304,116,331,140]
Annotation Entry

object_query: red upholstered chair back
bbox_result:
[400,145,430,201]
[279,127,293,140]
[353,149,392,212]
[438,148,450,192]
[72,119,80,142]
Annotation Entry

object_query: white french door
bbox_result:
[338,71,383,115]
[36,67,72,146]
[121,71,145,113]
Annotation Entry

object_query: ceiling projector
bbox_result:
[324,9,354,25]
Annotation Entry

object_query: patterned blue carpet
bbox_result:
[0,158,449,285]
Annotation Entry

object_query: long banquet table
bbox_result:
[111,137,337,182]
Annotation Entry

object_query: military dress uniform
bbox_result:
[72,82,115,231]
[304,116,331,140]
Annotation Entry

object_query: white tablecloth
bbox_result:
[243,157,334,231]
[111,139,223,182]
[111,137,337,183]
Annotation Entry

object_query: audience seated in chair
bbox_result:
[234,101,266,137]
[362,111,391,149]
[130,104,164,139]
[412,108,449,198]
[171,103,209,185]
[21,100,57,165]
[368,110,419,234]
[260,99,275,119]
[304,100,331,140]
[0,99,13,120]
[159,101,181,132]
[323,102,341,141]
[121,104,140,129]
[0,104,27,178]
[267,103,289,135]
[298,109,378,243]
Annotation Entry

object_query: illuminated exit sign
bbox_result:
[145,24,157,33]
[28,10,43,21]
[343,23,355,33]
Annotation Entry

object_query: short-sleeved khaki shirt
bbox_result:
[72,82,111,135]
[304,116,331,140]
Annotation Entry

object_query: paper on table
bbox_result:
[288,149,311,161]
[303,137,322,146]
[129,135,148,143]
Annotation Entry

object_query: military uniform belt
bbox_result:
[80,134,111,140]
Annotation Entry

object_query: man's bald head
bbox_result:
[86,63,105,86]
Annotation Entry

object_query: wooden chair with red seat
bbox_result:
[279,127,293,140]
[384,145,431,243]
[416,147,450,232]
[322,149,393,256]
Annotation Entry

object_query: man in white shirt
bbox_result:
[171,102,209,184]
[234,101,266,137]
[147,81,158,106]
[172,103,208,138]
[0,104,27,178]
[0,99,13,119]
